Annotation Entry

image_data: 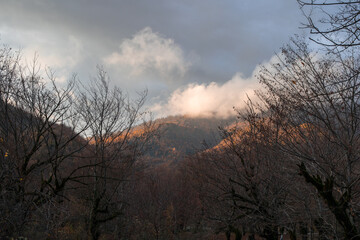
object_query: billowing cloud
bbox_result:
[151,73,260,118]
[104,27,191,81]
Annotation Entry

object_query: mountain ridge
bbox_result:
[141,115,237,166]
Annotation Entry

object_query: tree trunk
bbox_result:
[262,226,278,240]
[225,230,230,240]
[299,163,359,240]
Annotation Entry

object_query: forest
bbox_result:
[2,0,360,239]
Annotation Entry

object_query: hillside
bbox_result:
[142,115,236,165]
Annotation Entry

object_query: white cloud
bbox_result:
[104,27,190,81]
[151,72,260,118]
[150,53,304,118]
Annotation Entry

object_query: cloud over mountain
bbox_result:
[104,27,191,81]
[151,72,260,118]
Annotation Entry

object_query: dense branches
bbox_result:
[76,67,155,240]
[0,46,155,239]
[299,0,360,48]
[186,35,360,238]
[0,47,88,237]
[258,39,360,239]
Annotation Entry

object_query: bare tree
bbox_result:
[298,0,360,49]
[186,34,360,238]
[186,106,309,240]
[76,67,155,240]
[0,45,157,239]
[258,38,360,239]
[0,46,88,238]
[121,164,202,240]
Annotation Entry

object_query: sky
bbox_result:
[0,0,306,118]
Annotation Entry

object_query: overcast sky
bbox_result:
[0,0,306,118]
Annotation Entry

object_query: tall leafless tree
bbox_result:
[0,46,88,238]
[0,46,156,239]
[76,67,155,240]
[258,37,360,239]
[188,108,303,240]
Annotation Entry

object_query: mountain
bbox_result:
[142,115,236,166]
